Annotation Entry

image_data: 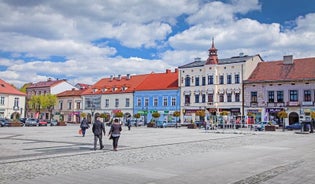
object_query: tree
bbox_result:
[152,112,160,120]
[277,110,288,131]
[28,94,57,119]
[133,113,140,119]
[196,110,205,122]
[80,112,87,118]
[115,111,124,118]
[100,113,110,122]
[173,111,180,121]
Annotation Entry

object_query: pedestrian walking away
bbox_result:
[127,118,131,131]
[80,117,89,137]
[109,118,122,151]
[92,115,106,150]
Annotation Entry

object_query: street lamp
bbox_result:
[13,106,19,120]
[91,105,95,124]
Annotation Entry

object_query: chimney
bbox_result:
[117,74,121,80]
[174,68,178,73]
[166,69,171,74]
[283,55,293,64]
[110,75,114,81]
[126,74,131,80]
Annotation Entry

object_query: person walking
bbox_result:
[127,118,131,131]
[92,115,105,151]
[108,118,122,151]
[80,117,89,137]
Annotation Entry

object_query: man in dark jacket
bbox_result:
[92,115,105,150]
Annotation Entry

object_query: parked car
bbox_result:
[50,119,58,126]
[0,118,10,127]
[19,118,27,125]
[38,120,48,126]
[163,121,180,128]
[285,123,302,130]
[25,118,39,126]
[156,121,166,128]
[253,121,268,131]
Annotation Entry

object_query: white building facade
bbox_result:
[178,40,263,124]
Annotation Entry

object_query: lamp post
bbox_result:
[91,105,95,125]
[13,106,19,120]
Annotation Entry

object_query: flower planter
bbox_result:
[187,124,197,129]
[57,121,67,126]
[265,125,276,131]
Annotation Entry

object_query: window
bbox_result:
[219,75,224,84]
[153,97,158,106]
[202,94,206,103]
[195,76,200,86]
[251,91,257,102]
[289,90,298,101]
[227,94,232,102]
[304,90,311,101]
[105,99,109,107]
[207,94,213,102]
[115,99,119,107]
[268,91,274,103]
[125,98,130,107]
[171,97,176,106]
[137,98,141,107]
[144,98,149,107]
[202,77,206,86]
[235,74,240,84]
[277,91,284,102]
[195,94,200,103]
[76,102,80,110]
[219,94,224,102]
[227,75,232,84]
[59,101,63,110]
[208,75,214,85]
[0,96,4,105]
[14,97,19,108]
[185,76,191,86]
[163,97,168,106]
[185,95,190,104]
[235,93,240,102]
[67,101,72,110]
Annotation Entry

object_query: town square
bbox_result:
[1,125,315,184]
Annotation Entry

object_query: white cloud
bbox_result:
[0,0,314,88]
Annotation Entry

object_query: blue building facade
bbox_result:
[134,89,180,124]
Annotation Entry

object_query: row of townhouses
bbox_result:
[1,41,314,126]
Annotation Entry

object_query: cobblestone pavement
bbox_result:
[0,125,314,184]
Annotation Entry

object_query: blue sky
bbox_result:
[0,0,315,88]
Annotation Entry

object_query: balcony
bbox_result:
[184,103,190,106]
[302,101,314,106]
[267,102,285,107]
[287,101,299,106]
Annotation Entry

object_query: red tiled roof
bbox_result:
[136,69,178,91]
[28,79,66,88]
[245,57,315,83]
[57,88,87,97]
[0,79,26,96]
[81,74,149,95]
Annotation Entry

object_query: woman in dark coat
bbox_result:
[108,118,122,151]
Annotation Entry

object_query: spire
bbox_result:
[206,37,218,65]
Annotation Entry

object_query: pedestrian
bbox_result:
[127,118,131,131]
[92,115,105,150]
[80,117,89,137]
[108,118,122,151]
